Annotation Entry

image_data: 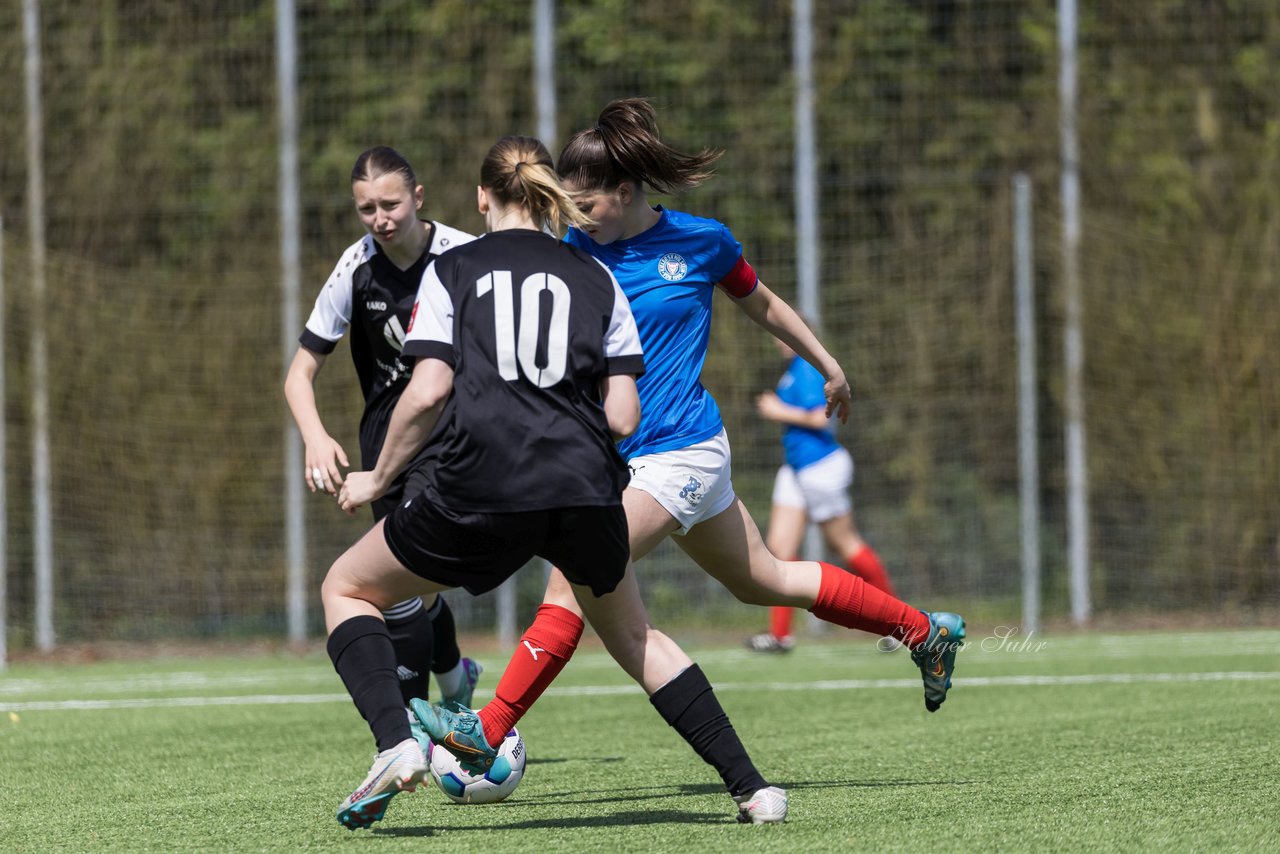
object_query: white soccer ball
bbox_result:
[428,728,526,804]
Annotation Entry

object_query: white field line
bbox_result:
[2,670,1277,713]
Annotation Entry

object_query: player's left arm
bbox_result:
[338,357,454,515]
[601,374,641,439]
[599,260,645,439]
[730,279,850,423]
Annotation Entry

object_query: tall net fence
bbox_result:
[0,1,1275,649]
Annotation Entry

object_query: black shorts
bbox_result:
[371,464,431,523]
[383,496,629,597]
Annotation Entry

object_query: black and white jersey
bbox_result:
[299,221,475,469]
[403,228,645,512]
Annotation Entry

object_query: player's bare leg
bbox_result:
[321,522,450,828]
[680,498,965,711]
[678,498,821,607]
[568,562,693,692]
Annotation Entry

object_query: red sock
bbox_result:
[478,603,583,747]
[808,561,930,647]
[769,606,793,639]
[848,545,896,596]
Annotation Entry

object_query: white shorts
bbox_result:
[770,447,854,523]
[626,429,737,535]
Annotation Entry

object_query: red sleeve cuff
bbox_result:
[717,256,758,298]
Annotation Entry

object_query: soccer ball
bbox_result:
[428,728,526,804]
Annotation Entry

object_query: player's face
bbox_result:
[566,183,627,245]
[353,173,423,250]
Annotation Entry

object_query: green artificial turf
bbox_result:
[2,628,1277,852]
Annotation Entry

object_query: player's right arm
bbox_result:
[283,347,350,494]
[339,356,454,515]
[284,241,364,494]
[339,258,455,515]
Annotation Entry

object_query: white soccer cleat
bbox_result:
[744,632,795,654]
[336,737,429,830]
[734,785,788,824]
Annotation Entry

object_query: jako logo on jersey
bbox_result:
[657,253,688,281]
[678,476,704,505]
[384,315,406,352]
[366,300,388,311]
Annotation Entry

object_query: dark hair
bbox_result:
[481,135,593,234]
[556,98,721,195]
[351,146,417,190]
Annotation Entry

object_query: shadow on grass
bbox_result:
[525,755,625,766]
[779,778,984,791]
[376,808,728,836]
[514,776,981,808]
[371,776,985,836]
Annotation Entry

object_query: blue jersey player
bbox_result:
[746,337,899,654]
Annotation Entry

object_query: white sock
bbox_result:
[435,660,466,698]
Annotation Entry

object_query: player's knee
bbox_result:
[320,564,360,607]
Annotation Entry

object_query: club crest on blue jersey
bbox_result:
[678,475,704,505]
[657,253,688,281]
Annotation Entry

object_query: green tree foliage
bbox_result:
[0,1,1274,642]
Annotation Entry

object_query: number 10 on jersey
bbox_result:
[477,271,571,388]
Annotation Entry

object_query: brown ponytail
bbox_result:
[557,97,722,194]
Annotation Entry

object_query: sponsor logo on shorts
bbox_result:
[678,475,704,506]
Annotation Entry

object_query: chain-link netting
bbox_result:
[0,1,1275,648]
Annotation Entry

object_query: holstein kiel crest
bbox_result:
[657,253,688,281]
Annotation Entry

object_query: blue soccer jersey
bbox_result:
[776,354,840,470]
[565,208,754,460]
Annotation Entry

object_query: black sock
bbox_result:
[649,664,769,798]
[327,615,412,752]
[382,598,434,704]
[425,595,462,674]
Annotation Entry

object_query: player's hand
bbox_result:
[824,370,851,424]
[304,438,349,495]
[338,471,383,516]
[756,391,788,421]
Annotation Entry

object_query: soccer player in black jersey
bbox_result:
[323,135,779,830]
[283,147,481,712]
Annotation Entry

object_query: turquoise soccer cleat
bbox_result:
[440,657,484,709]
[409,697,497,774]
[910,611,966,712]
[408,713,432,753]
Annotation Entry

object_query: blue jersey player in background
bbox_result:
[746,336,900,654]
